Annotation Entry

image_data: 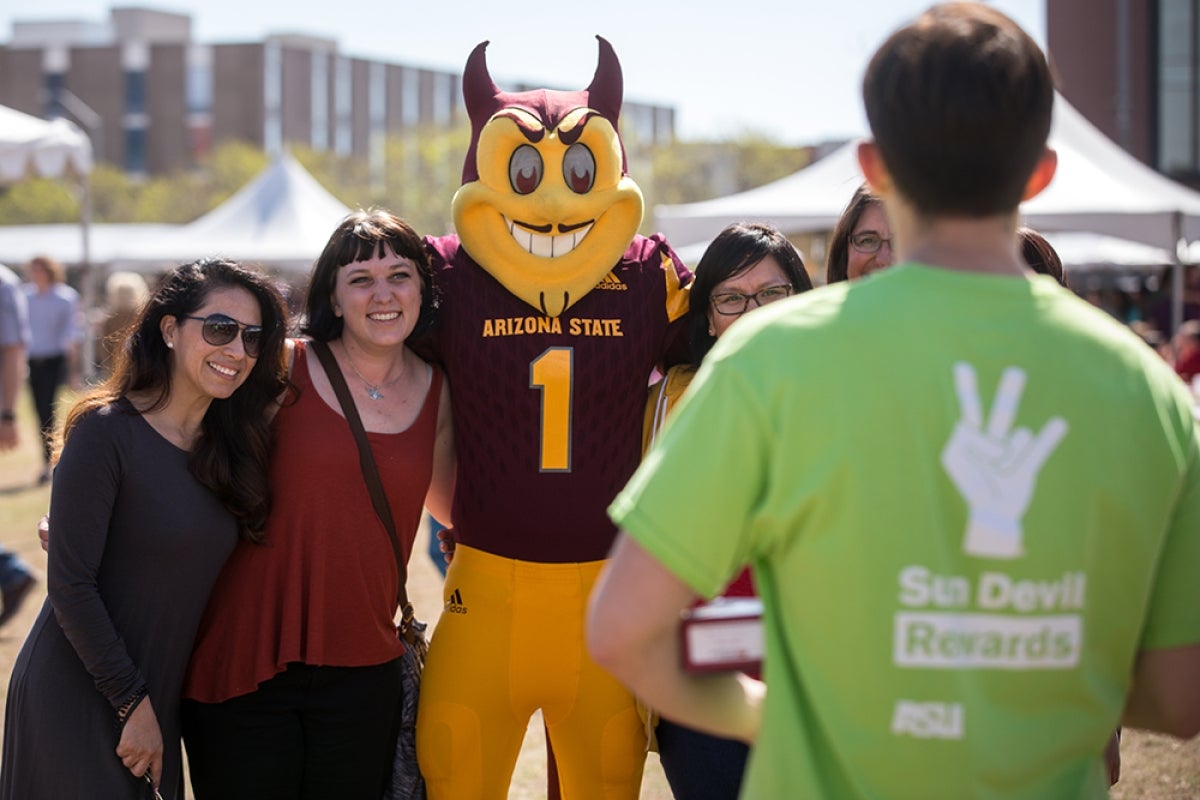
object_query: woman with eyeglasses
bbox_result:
[826,183,895,283]
[643,221,812,800]
[1,259,289,800]
[178,210,455,799]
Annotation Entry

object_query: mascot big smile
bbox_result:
[415,37,690,799]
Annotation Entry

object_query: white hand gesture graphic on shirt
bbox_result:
[941,362,1068,559]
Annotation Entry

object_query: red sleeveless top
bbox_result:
[183,340,442,702]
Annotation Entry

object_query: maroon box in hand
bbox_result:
[679,597,763,673]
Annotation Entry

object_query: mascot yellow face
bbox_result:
[452,37,644,317]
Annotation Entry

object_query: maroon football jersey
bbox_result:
[426,233,690,562]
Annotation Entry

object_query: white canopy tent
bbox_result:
[0,105,93,184]
[0,223,178,266]
[675,230,1173,282]
[111,152,353,274]
[0,104,96,368]
[655,95,1200,249]
[654,94,1200,326]
[1045,232,1173,274]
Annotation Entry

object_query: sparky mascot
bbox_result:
[415,37,690,798]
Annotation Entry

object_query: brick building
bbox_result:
[1048,0,1199,187]
[0,7,675,176]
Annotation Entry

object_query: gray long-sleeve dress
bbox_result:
[0,399,239,800]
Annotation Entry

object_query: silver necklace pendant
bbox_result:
[366,386,384,401]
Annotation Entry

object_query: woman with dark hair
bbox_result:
[180,209,455,799]
[644,221,811,799]
[1018,226,1067,287]
[1,258,289,800]
[825,183,895,284]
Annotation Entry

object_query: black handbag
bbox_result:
[311,340,428,800]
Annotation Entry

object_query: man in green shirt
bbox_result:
[588,3,1200,798]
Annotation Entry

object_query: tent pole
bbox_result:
[1172,211,1185,335]
[80,174,96,382]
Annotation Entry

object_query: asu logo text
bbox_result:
[891,701,964,739]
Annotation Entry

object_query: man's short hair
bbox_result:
[862,2,1054,217]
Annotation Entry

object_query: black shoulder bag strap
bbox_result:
[310,339,422,646]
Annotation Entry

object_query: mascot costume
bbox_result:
[415,37,691,798]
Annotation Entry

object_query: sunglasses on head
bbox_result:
[180,314,264,358]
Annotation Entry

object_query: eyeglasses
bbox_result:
[710,284,793,316]
[849,231,894,254]
[181,314,264,358]
[144,773,165,800]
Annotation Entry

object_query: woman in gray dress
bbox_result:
[0,258,289,800]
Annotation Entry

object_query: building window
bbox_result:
[44,73,66,118]
[334,56,352,156]
[186,48,213,115]
[125,70,146,115]
[1160,0,1199,175]
[432,72,451,125]
[401,67,419,127]
[312,51,329,151]
[125,127,147,174]
[264,42,283,156]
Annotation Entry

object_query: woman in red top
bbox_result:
[180,210,455,799]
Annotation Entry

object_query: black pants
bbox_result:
[28,354,65,465]
[181,659,403,800]
[656,716,749,800]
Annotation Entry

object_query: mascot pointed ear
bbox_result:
[587,36,623,125]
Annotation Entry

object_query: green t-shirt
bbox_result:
[610,264,1200,799]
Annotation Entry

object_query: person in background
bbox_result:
[0,262,37,628]
[1172,320,1200,387]
[180,210,455,800]
[646,221,812,799]
[1,258,288,800]
[825,183,894,283]
[589,4,1200,797]
[98,271,151,378]
[1018,227,1066,287]
[1130,320,1171,363]
[22,255,82,484]
[426,513,450,578]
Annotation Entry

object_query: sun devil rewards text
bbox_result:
[894,565,1086,670]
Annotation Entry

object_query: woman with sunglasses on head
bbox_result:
[826,182,895,283]
[179,210,455,800]
[1,259,289,800]
[643,221,812,800]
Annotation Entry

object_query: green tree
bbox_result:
[0,178,80,223]
[641,135,811,209]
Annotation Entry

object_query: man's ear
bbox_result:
[857,140,892,196]
[1022,147,1058,201]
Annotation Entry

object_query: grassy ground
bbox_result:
[0,387,1195,798]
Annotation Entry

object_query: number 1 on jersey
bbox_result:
[530,347,573,472]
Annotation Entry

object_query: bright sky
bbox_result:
[1,0,1046,145]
